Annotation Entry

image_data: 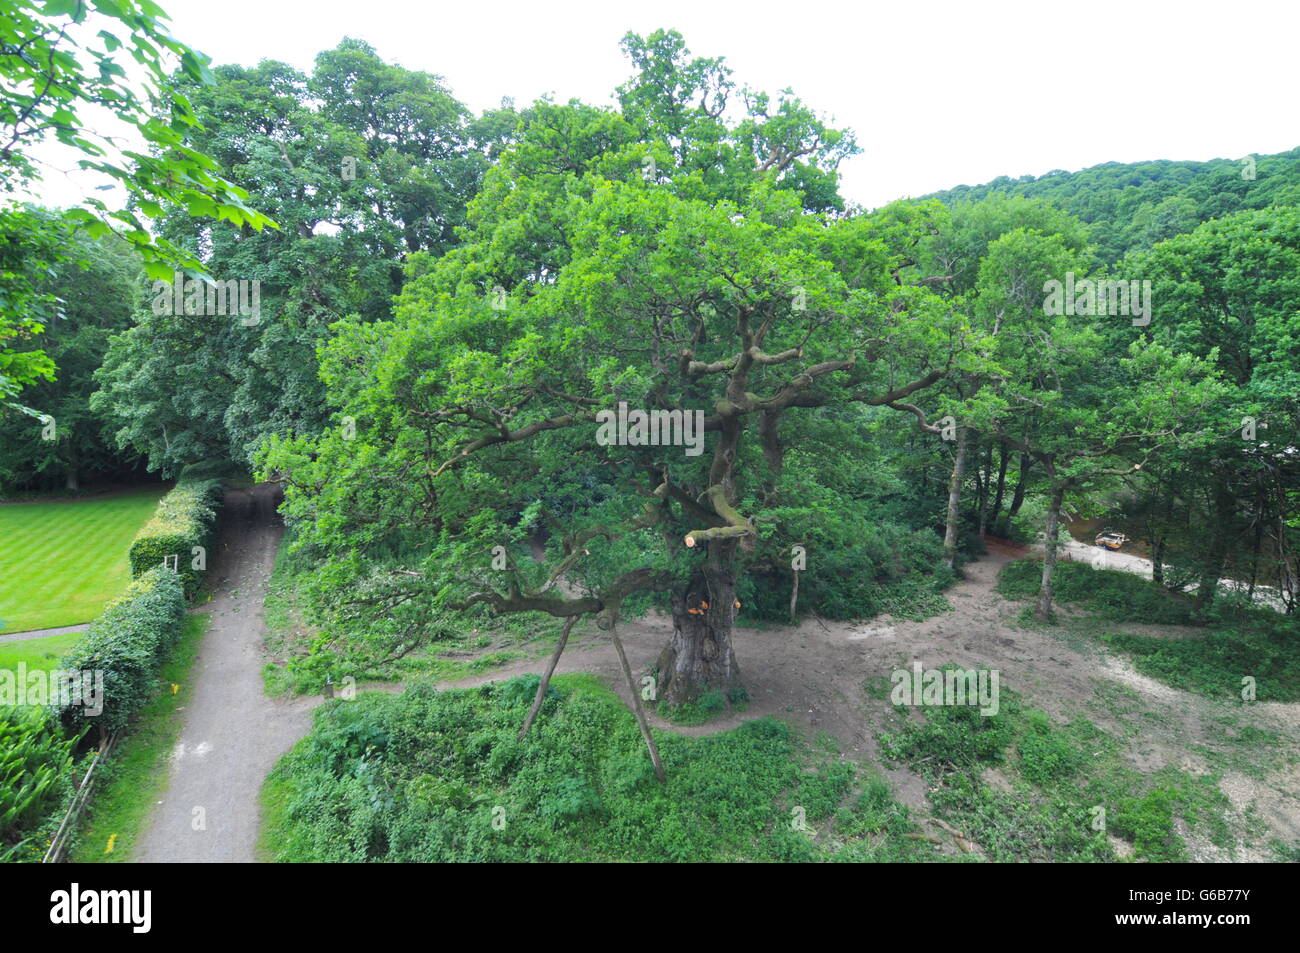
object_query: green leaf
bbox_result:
[143,260,176,281]
[41,0,80,16]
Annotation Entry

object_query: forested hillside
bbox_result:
[925,148,1300,262]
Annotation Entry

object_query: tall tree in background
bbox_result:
[894,197,1095,569]
[978,225,1226,619]
[0,231,143,492]
[92,40,503,472]
[1117,208,1300,611]
[617,29,859,213]
[0,0,274,421]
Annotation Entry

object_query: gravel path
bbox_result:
[1052,537,1290,611]
[0,622,90,643]
[134,484,320,863]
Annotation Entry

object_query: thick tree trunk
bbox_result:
[65,466,79,492]
[1275,522,1299,613]
[987,436,1008,527]
[1247,520,1263,599]
[656,548,742,708]
[1154,490,1177,588]
[987,439,1009,534]
[942,426,969,571]
[1003,453,1032,534]
[1193,483,1233,614]
[1036,486,1065,621]
[1193,549,1226,615]
[975,440,993,537]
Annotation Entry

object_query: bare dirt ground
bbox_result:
[435,536,1300,860]
[134,484,320,863]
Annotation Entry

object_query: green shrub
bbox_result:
[659,687,728,725]
[58,568,187,737]
[173,459,241,483]
[538,776,603,823]
[1111,788,1183,862]
[0,707,79,862]
[878,689,1115,861]
[261,675,938,863]
[1104,619,1300,702]
[998,559,1300,701]
[875,678,1230,862]
[1017,710,1087,786]
[792,759,855,821]
[127,474,223,599]
[740,518,951,622]
[879,698,1017,771]
[998,559,1195,625]
[496,673,550,710]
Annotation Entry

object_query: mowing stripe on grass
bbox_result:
[0,487,166,633]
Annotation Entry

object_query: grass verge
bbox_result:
[999,560,1300,702]
[0,632,82,674]
[68,613,209,862]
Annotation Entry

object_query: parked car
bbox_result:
[1094,530,1128,551]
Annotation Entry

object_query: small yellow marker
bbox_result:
[171,684,179,694]
[104,834,117,854]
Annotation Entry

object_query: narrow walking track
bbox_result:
[134,484,320,863]
[0,622,89,643]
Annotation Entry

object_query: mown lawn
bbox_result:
[0,488,166,633]
[0,631,82,674]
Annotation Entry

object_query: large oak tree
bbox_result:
[262,35,961,774]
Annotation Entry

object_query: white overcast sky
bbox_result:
[28,0,1300,211]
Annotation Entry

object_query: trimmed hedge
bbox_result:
[127,473,223,599]
[58,568,187,737]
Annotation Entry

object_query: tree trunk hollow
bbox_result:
[656,565,742,708]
